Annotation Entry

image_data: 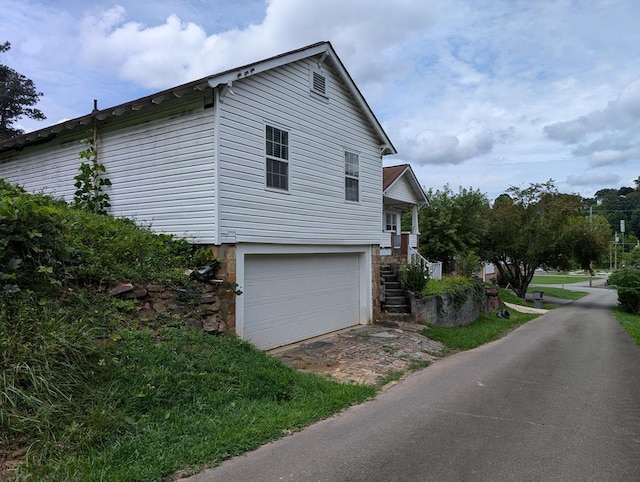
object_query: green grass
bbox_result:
[525,286,587,301]
[0,183,376,480]
[531,274,598,285]
[15,326,374,480]
[421,310,538,351]
[498,288,554,309]
[613,307,640,347]
[422,275,470,296]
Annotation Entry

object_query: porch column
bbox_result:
[411,205,419,234]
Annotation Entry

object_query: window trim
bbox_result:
[265,124,290,192]
[384,212,398,233]
[344,150,359,203]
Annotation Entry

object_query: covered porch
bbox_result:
[380,164,426,260]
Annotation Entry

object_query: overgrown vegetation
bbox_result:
[73,138,111,215]
[0,181,374,479]
[402,262,429,292]
[608,267,640,314]
[423,275,485,306]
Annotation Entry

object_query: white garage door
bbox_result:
[243,253,361,349]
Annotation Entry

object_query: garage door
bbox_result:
[243,253,361,349]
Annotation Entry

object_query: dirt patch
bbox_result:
[0,437,27,480]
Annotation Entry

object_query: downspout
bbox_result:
[213,87,221,245]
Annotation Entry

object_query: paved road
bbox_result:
[189,287,640,481]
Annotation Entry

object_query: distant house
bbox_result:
[0,41,397,350]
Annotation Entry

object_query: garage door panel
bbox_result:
[243,253,361,349]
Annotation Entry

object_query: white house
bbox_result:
[0,41,397,350]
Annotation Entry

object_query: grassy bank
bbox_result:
[0,183,374,480]
[614,308,640,347]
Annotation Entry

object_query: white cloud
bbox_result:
[565,172,621,187]
[391,120,494,165]
[3,0,640,200]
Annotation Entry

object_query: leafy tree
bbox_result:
[591,184,640,239]
[411,185,490,272]
[0,41,46,139]
[480,180,584,298]
[564,215,611,273]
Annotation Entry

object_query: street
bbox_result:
[188,287,640,481]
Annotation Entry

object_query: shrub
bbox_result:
[402,263,429,292]
[457,251,481,278]
[608,267,640,314]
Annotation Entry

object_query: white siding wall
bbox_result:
[217,59,383,245]
[386,175,419,204]
[0,138,81,199]
[100,102,217,242]
[0,97,218,243]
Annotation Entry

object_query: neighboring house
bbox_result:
[0,41,396,350]
[381,164,428,259]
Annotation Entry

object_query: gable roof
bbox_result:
[1,41,396,155]
[383,164,428,206]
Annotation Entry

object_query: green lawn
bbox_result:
[614,308,640,347]
[531,274,598,285]
[422,310,538,351]
[10,325,375,480]
[526,286,588,301]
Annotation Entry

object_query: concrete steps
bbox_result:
[380,265,411,314]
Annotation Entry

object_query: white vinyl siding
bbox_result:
[0,96,218,243]
[217,59,382,245]
[385,175,421,205]
[0,137,84,199]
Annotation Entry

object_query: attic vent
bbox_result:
[312,71,326,95]
[309,65,328,98]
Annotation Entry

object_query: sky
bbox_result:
[2,0,639,201]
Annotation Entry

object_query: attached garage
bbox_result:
[238,249,370,350]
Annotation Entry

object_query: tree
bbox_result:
[480,180,585,298]
[0,41,46,139]
[410,185,490,273]
[565,215,611,273]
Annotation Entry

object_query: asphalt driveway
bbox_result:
[185,286,640,481]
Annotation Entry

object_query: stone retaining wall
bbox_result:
[109,280,230,333]
[408,287,501,327]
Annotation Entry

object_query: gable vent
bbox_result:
[312,71,327,96]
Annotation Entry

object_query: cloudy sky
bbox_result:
[2,0,639,201]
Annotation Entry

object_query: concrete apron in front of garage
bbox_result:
[269,322,445,386]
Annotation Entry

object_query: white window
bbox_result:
[385,212,397,233]
[344,151,359,202]
[310,67,327,97]
[266,125,288,191]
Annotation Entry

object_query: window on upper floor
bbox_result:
[385,212,398,232]
[266,125,289,191]
[344,151,359,202]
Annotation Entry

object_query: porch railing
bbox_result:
[408,247,442,281]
